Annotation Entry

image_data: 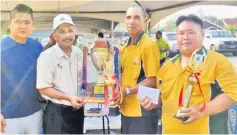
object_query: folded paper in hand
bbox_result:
[137,85,160,104]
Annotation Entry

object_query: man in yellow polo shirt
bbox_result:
[111,5,160,134]
[155,30,169,66]
[141,14,237,134]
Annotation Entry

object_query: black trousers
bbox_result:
[121,114,158,134]
[43,101,84,134]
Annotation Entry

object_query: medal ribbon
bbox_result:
[104,73,120,110]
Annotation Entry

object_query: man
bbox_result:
[37,14,84,134]
[1,4,43,134]
[111,5,160,134]
[155,30,169,66]
[141,15,237,134]
[98,32,104,38]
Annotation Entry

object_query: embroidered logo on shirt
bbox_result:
[194,54,203,65]
[57,63,62,69]
[133,57,139,64]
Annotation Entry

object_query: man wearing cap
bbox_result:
[37,14,84,134]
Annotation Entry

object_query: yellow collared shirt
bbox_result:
[120,34,160,117]
[157,50,237,134]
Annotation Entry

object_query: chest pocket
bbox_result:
[121,45,142,85]
[160,69,184,99]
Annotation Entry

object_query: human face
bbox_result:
[125,7,146,36]
[176,21,204,57]
[8,12,34,40]
[156,34,161,40]
[54,23,75,49]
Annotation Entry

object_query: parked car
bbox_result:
[203,30,237,56]
[162,32,179,57]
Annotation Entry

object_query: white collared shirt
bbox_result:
[37,44,83,106]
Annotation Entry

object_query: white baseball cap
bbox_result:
[53,14,74,31]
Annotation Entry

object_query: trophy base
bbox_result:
[173,108,189,122]
[83,97,104,103]
[94,85,104,96]
[95,94,104,98]
[108,106,120,116]
[173,115,189,122]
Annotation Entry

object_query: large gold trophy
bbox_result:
[90,39,120,116]
[91,46,110,97]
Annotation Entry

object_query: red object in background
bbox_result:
[49,33,56,45]
[94,40,108,48]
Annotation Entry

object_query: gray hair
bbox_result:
[126,5,149,20]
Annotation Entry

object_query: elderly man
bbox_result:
[111,5,160,134]
[141,14,237,134]
[37,14,84,134]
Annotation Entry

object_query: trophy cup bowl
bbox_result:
[89,39,120,116]
[90,41,110,98]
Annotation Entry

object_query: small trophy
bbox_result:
[103,49,120,116]
[173,48,206,122]
[173,74,197,122]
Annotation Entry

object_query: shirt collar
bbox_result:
[127,31,145,46]
[171,46,208,63]
[55,44,78,59]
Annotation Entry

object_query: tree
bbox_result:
[224,25,237,36]
[158,19,176,32]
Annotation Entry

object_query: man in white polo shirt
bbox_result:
[37,14,84,134]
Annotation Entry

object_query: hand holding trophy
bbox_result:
[173,48,207,122]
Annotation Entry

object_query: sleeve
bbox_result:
[215,54,237,102]
[157,61,169,81]
[36,53,54,89]
[142,42,160,77]
[165,40,170,50]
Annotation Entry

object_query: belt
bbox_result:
[48,100,72,109]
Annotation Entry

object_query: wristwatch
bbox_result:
[125,88,131,96]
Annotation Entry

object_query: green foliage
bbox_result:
[224,25,237,36]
